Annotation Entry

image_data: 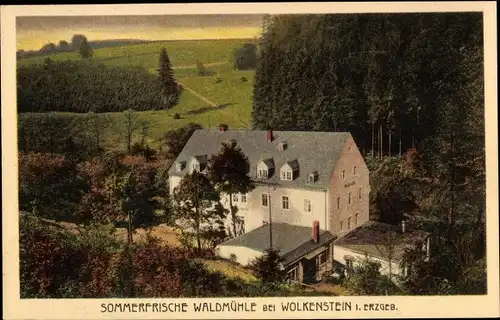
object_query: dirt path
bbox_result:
[172,60,228,70]
[177,80,219,107]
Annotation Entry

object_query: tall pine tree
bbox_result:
[157,48,180,110]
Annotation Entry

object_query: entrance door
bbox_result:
[302,258,317,284]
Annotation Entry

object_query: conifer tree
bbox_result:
[157,48,180,109]
[207,140,255,238]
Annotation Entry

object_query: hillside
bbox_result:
[17,38,257,149]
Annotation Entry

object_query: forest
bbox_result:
[17,60,171,113]
[253,13,486,294]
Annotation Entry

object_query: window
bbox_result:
[287,266,299,282]
[304,199,311,212]
[348,216,352,230]
[258,169,268,179]
[348,192,352,204]
[282,196,289,210]
[355,213,359,227]
[342,170,346,179]
[232,194,239,203]
[358,187,362,199]
[340,221,343,230]
[337,197,340,209]
[318,251,327,265]
[353,166,357,175]
[241,194,247,203]
[281,170,293,181]
[261,194,268,207]
[346,259,354,270]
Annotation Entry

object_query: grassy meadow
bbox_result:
[18,38,257,150]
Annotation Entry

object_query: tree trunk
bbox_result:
[449,131,456,236]
[381,125,383,159]
[388,130,392,159]
[127,210,133,244]
[196,226,201,253]
[229,188,237,237]
[371,122,375,156]
[399,127,402,156]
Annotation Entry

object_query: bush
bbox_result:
[248,248,286,284]
[215,78,222,84]
[229,253,237,264]
[173,113,181,119]
[240,76,248,83]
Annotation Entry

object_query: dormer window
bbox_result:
[257,158,274,179]
[258,169,268,179]
[278,141,288,151]
[190,155,207,173]
[280,160,299,181]
[307,171,318,183]
[175,161,186,172]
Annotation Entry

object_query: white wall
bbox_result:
[215,245,263,266]
[169,176,182,196]
[169,177,329,236]
[333,245,403,278]
[242,185,328,233]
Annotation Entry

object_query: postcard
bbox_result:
[1,2,499,319]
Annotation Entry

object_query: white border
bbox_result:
[2,2,499,319]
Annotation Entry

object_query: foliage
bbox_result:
[343,256,401,295]
[172,172,226,252]
[252,13,483,157]
[157,48,180,109]
[79,37,94,59]
[249,248,287,284]
[18,152,89,222]
[160,123,202,159]
[17,60,166,113]
[207,140,254,237]
[233,43,258,70]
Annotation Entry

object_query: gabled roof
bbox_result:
[334,221,430,262]
[284,159,299,171]
[192,155,208,163]
[259,158,275,169]
[218,222,336,266]
[168,129,352,190]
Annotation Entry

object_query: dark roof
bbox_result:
[260,158,275,169]
[334,221,430,262]
[218,222,336,266]
[168,129,351,190]
[285,160,300,171]
[193,155,208,163]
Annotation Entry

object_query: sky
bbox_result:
[16,15,264,50]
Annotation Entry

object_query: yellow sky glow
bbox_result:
[17,26,262,51]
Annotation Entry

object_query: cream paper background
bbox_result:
[1,2,498,319]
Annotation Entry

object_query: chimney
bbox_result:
[266,130,273,142]
[312,220,320,243]
[401,220,406,233]
[219,124,228,132]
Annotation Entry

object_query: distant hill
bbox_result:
[17,39,157,60]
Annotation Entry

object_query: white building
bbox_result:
[168,127,429,284]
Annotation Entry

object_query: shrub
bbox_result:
[173,113,181,120]
[229,253,237,264]
[240,76,248,83]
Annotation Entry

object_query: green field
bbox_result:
[18,38,257,150]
